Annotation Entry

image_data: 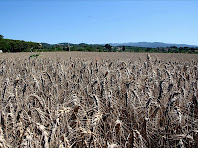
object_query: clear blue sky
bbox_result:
[0,0,198,45]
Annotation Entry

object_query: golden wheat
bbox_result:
[0,52,197,147]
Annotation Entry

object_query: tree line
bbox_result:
[0,35,198,53]
[0,35,40,52]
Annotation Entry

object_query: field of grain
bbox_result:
[0,52,198,147]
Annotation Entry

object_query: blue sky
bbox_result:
[0,0,198,45]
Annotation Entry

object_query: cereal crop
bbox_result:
[0,52,198,147]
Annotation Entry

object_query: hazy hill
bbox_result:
[41,41,198,49]
[109,42,197,48]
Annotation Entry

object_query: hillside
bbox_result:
[109,42,198,48]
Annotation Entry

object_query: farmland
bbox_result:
[0,52,198,147]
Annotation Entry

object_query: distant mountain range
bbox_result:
[41,42,198,48]
[108,42,198,48]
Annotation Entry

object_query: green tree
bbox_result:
[104,44,112,51]
[122,46,126,51]
[0,35,4,40]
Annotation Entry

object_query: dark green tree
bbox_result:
[104,44,112,51]
[0,35,4,40]
[122,46,126,51]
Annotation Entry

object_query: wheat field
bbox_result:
[0,52,198,148]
